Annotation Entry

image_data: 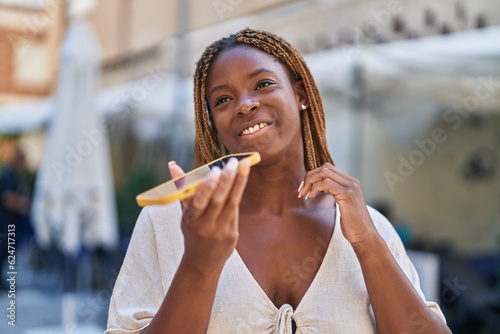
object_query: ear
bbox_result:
[292,80,308,110]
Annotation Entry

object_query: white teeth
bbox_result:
[241,123,268,136]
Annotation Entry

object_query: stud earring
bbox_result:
[301,104,307,110]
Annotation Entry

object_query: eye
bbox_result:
[256,80,275,90]
[214,96,230,107]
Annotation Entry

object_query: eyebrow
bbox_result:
[207,68,276,100]
[208,84,230,101]
[248,68,275,80]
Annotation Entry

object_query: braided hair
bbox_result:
[193,28,333,171]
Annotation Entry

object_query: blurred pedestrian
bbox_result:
[0,147,31,289]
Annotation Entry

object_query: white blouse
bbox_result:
[106,202,445,333]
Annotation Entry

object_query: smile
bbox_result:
[239,122,271,137]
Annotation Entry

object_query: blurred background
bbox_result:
[0,0,499,333]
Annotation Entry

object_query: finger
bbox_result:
[168,161,186,179]
[168,161,186,189]
[299,164,351,197]
[307,178,345,199]
[306,173,364,207]
[299,163,335,197]
[203,157,240,221]
[219,158,251,232]
[328,164,354,180]
[168,161,191,207]
[183,166,222,224]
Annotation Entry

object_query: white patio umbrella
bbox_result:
[30,17,117,334]
[32,19,118,256]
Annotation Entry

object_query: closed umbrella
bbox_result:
[31,18,118,332]
[32,18,117,257]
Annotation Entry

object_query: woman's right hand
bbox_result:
[168,158,251,273]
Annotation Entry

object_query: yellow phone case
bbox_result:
[136,152,261,207]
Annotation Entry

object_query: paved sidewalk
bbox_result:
[0,288,108,334]
[0,244,111,333]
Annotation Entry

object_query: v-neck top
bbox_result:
[106,202,445,334]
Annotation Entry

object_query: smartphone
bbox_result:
[136,152,261,207]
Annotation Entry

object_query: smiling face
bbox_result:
[206,45,307,164]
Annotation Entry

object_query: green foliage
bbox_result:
[116,167,160,236]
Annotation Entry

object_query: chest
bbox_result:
[236,208,336,309]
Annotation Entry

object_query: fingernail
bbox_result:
[211,166,222,178]
[305,191,310,200]
[298,181,304,193]
[168,161,176,167]
[226,157,239,171]
[239,159,250,175]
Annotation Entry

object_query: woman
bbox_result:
[106,29,450,333]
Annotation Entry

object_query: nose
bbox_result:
[236,94,259,116]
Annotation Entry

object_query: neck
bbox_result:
[240,157,307,215]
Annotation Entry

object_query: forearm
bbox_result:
[354,236,451,334]
[143,256,222,334]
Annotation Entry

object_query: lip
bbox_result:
[237,121,273,140]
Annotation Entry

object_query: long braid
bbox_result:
[193,29,333,170]
[194,44,223,165]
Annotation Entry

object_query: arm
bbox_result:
[142,158,251,334]
[107,159,250,334]
[299,163,451,334]
[354,234,449,333]
[142,257,223,334]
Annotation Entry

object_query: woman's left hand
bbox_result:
[298,163,380,249]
